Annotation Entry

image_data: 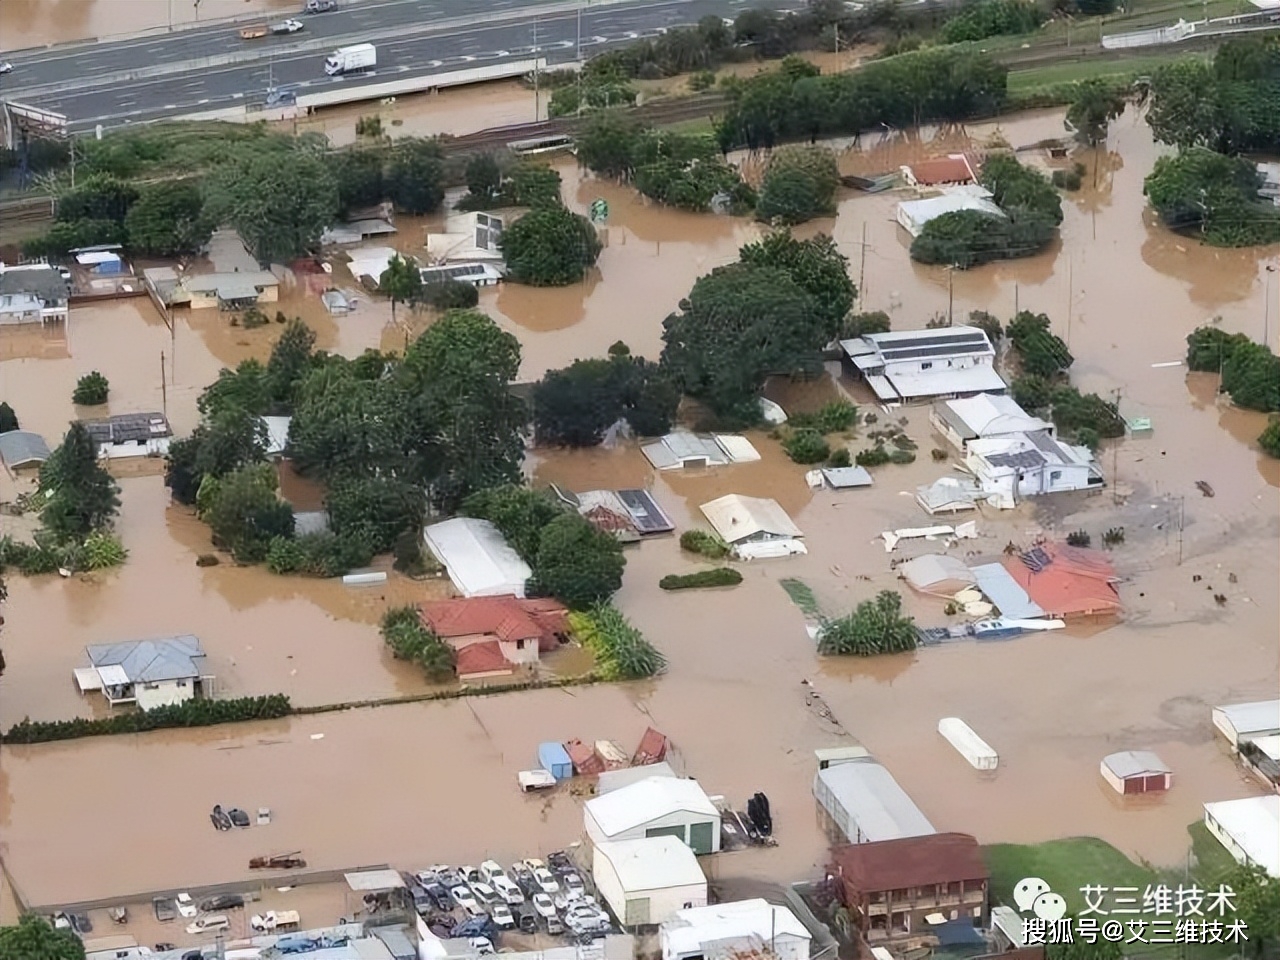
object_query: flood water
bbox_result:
[2,106,1278,917]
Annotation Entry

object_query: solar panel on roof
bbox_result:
[1020,547,1053,572]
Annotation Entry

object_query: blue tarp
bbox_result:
[538,742,573,780]
[934,920,986,947]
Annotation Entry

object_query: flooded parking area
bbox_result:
[1,106,1277,916]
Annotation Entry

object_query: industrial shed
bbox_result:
[585,776,721,854]
[598,762,679,795]
[1212,700,1280,751]
[593,836,707,928]
[1203,795,1279,877]
[422,517,532,598]
[813,761,936,844]
[661,900,811,960]
[1100,751,1171,795]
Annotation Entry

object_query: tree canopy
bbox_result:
[756,145,840,225]
[379,253,422,321]
[500,206,602,286]
[818,590,918,656]
[1144,148,1280,247]
[533,352,678,446]
[661,261,824,421]
[532,513,627,610]
[0,915,86,960]
[39,423,121,542]
[123,180,212,257]
[739,232,854,339]
[385,138,446,215]
[1066,78,1127,146]
[939,0,1044,43]
[200,463,295,563]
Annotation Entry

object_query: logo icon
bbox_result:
[1014,878,1068,922]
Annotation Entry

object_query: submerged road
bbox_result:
[0,0,786,132]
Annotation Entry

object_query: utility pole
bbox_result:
[1177,496,1185,565]
[1014,281,1019,316]
[1065,256,1073,346]
[160,351,168,419]
[947,265,955,325]
[858,221,867,305]
[533,17,540,121]
[1111,387,1122,503]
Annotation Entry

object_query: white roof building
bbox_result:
[1203,795,1279,877]
[895,186,1006,238]
[899,554,977,597]
[930,394,1054,452]
[813,761,936,844]
[423,517,532,598]
[641,432,760,470]
[699,495,804,561]
[661,900,811,960]
[347,247,403,284]
[260,416,291,458]
[0,262,70,324]
[592,837,707,928]
[75,635,208,711]
[597,762,679,795]
[966,432,1104,508]
[585,776,721,854]
[1212,700,1280,750]
[840,325,1006,404]
[426,212,505,265]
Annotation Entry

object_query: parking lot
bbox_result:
[403,852,610,953]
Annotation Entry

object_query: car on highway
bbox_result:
[274,18,304,33]
[0,62,13,76]
[304,0,337,11]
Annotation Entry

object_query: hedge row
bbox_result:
[659,568,743,591]
[2,694,292,744]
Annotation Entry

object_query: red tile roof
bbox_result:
[831,833,988,894]
[419,595,569,653]
[1000,543,1120,618]
[907,154,977,186]
[455,640,514,678]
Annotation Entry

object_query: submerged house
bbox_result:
[1000,543,1120,618]
[661,900,811,960]
[965,432,1104,507]
[840,326,1005,405]
[641,432,760,471]
[426,212,505,266]
[418,595,568,667]
[74,635,210,710]
[895,186,1005,238]
[0,262,70,324]
[82,412,173,459]
[0,430,51,471]
[551,485,675,540]
[423,517,532,598]
[813,761,936,845]
[930,394,1054,453]
[699,494,805,560]
[182,271,280,311]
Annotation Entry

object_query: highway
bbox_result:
[0,0,782,132]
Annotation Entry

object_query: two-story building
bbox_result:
[0,262,70,325]
[828,832,989,943]
[839,326,1006,405]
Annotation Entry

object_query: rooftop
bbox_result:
[1214,700,1280,735]
[0,263,69,303]
[455,639,515,678]
[641,432,760,470]
[1000,543,1120,618]
[419,595,568,651]
[700,494,801,543]
[1203,795,1279,877]
[423,518,532,599]
[970,431,1096,471]
[86,635,205,684]
[0,430,51,469]
[815,762,936,843]
[594,836,706,891]
[831,832,987,892]
[936,394,1052,441]
[1103,751,1171,779]
[897,190,1006,237]
[663,900,811,950]
[586,776,718,837]
[81,412,172,445]
[597,761,678,795]
[904,154,977,186]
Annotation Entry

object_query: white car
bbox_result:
[277,18,304,32]
[460,865,481,884]
[531,893,556,920]
[176,894,197,919]
[562,872,585,899]
[450,885,478,910]
[479,860,507,883]
[0,62,12,76]
[469,881,498,905]
[469,937,495,956]
[490,903,516,929]
[532,867,559,895]
[491,875,524,905]
[563,903,609,933]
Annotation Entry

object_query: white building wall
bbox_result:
[588,810,720,853]
[1203,810,1250,867]
[499,638,540,666]
[136,678,196,711]
[885,354,991,377]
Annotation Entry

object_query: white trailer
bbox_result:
[938,717,999,771]
[325,43,376,76]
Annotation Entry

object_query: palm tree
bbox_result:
[379,254,422,323]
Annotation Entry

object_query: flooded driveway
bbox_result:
[1,107,1277,913]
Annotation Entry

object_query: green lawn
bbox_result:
[1186,821,1238,883]
[1006,53,1202,92]
[984,837,1156,914]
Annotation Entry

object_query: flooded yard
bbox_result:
[2,106,1278,915]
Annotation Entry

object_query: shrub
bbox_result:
[888,447,917,465]
[355,114,384,138]
[2,694,292,743]
[659,567,743,590]
[1066,529,1092,547]
[381,606,456,681]
[841,311,891,338]
[72,371,110,405]
[1260,417,1280,458]
[856,445,892,467]
[782,428,830,464]
[680,529,730,558]
[418,279,479,310]
[931,448,949,462]
[1007,311,1073,378]
[0,401,20,432]
[827,447,852,468]
[1102,527,1125,546]
[689,70,717,91]
[82,531,128,569]
[788,400,858,434]
[568,603,666,680]
[818,590,917,657]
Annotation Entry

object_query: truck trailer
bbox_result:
[324,43,376,76]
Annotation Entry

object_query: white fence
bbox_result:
[1101,18,1196,48]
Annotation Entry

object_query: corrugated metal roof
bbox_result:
[586,776,718,837]
[423,518,532,598]
[1202,795,1279,877]
[597,762,678,795]
[663,900,810,950]
[885,365,1007,400]
[970,563,1045,619]
[1215,700,1280,737]
[345,870,406,892]
[941,394,1050,439]
[0,430,51,468]
[593,837,706,892]
[85,635,204,683]
[815,762,936,843]
[1103,750,1170,779]
[822,466,873,489]
[616,489,675,534]
[82,412,172,445]
[700,494,801,543]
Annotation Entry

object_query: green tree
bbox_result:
[1227,863,1280,956]
[205,150,339,263]
[756,145,840,224]
[202,463,295,563]
[418,280,479,310]
[326,477,423,555]
[386,138,446,215]
[198,358,272,419]
[532,513,626,609]
[465,153,503,203]
[1221,341,1280,411]
[57,174,139,224]
[1008,311,1074,378]
[1010,374,1053,411]
[462,485,566,562]
[381,607,456,681]
[0,914,86,960]
[332,147,386,215]
[1259,416,1280,458]
[661,262,823,420]
[1144,148,1280,247]
[577,111,643,179]
[500,206,602,286]
[739,231,854,339]
[165,409,267,506]
[71,371,109,405]
[1066,78,1127,146]
[379,254,423,322]
[968,309,1004,345]
[939,0,1045,44]
[266,318,318,409]
[533,354,677,447]
[506,163,563,208]
[39,422,121,541]
[0,402,19,433]
[841,311,891,338]
[1145,59,1223,151]
[782,428,830,464]
[401,310,526,509]
[124,180,211,256]
[817,590,917,656]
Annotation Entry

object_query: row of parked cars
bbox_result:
[405,852,612,953]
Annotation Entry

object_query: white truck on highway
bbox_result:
[324,43,376,76]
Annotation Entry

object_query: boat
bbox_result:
[970,619,1027,641]
[249,851,307,870]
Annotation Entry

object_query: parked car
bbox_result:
[198,895,245,912]
[469,938,495,956]
[450,885,478,910]
[451,916,498,940]
[414,870,439,886]
[563,903,609,934]
[463,902,487,920]
[515,909,537,935]
[186,916,230,936]
[547,851,573,874]
[510,862,538,896]
[227,808,251,827]
[562,872,586,899]
[545,916,565,936]
[490,904,516,930]
[492,876,524,905]
[531,866,559,895]
[423,882,453,912]
[460,865,481,884]
[436,867,463,888]
[479,860,507,883]
[410,886,433,914]
[469,881,498,905]
[531,893,556,921]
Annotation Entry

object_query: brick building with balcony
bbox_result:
[827,832,989,945]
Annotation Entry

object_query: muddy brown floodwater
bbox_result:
[0,0,301,52]
[1,106,1278,915]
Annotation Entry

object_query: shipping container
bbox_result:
[937,717,999,771]
[594,740,629,771]
[537,741,573,780]
[565,738,604,776]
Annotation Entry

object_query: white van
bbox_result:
[185,916,229,936]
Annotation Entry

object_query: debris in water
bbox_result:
[310,733,324,740]
[1214,594,1227,606]
[1195,480,1215,498]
